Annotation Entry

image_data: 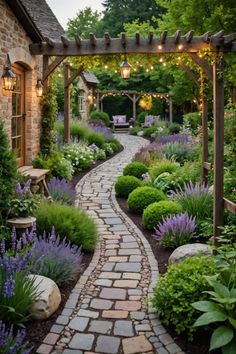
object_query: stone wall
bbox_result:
[0,0,42,165]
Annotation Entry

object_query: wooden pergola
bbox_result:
[96,90,172,122]
[29,30,236,239]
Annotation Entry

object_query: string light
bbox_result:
[104,64,108,70]
[159,58,163,63]
[163,62,167,66]
[178,44,183,50]
[158,44,163,50]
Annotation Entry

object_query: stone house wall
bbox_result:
[0,0,42,165]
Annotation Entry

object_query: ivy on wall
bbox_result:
[40,80,58,157]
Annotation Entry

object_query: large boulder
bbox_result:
[29,274,61,320]
[168,243,213,265]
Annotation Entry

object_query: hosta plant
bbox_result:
[192,276,236,354]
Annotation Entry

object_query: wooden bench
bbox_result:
[18,166,50,196]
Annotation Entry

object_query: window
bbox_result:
[78,90,85,112]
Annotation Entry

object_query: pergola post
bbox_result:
[64,63,71,143]
[133,94,136,120]
[213,54,224,238]
[169,96,173,123]
[202,94,209,184]
[42,55,49,93]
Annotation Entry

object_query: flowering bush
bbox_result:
[8,180,40,218]
[29,229,83,285]
[0,228,38,325]
[170,182,213,221]
[89,144,106,160]
[63,143,95,172]
[154,212,196,249]
[0,321,31,354]
[133,143,162,164]
[48,177,75,205]
[89,121,113,141]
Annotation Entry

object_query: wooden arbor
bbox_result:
[29,30,236,239]
[96,90,172,122]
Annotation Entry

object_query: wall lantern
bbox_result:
[120,57,131,79]
[1,66,16,91]
[36,79,44,97]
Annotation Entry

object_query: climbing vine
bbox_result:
[40,80,58,157]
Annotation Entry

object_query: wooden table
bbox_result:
[18,166,50,196]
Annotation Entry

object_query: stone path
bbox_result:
[37,135,184,354]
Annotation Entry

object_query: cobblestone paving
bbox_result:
[37,135,184,354]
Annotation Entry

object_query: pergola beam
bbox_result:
[30,31,236,56]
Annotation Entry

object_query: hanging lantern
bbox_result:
[36,79,44,97]
[1,66,16,91]
[120,57,131,79]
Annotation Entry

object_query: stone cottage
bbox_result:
[0,0,64,166]
[78,71,99,121]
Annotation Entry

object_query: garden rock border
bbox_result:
[37,135,184,354]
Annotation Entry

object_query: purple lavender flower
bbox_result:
[48,177,75,206]
[0,228,35,300]
[29,230,83,285]
[88,122,114,141]
[15,179,31,196]
[158,134,191,145]
[0,321,31,353]
[153,212,196,249]
[170,181,211,198]
[142,172,151,182]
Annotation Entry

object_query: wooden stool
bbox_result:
[18,166,50,196]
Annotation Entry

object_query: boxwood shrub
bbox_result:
[35,201,98,252]
[151,256,216,338]
[90,111,110,126]
[123,161,148,179]
[115,176,142,197]
[128,186,166,214]
[143,200,182,230]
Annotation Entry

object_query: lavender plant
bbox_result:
[158,133,191,145]
[154,212,196,249]
[8,179,40,218]
[48,177,75,206]
[170,182,213,221]
[162,142,193,163]
[29,229,83,285]
[0,228,39,325]
[0,321,31,354]
[89,121,113,141]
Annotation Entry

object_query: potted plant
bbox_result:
[7,179,40,231]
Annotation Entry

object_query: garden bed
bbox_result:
[116,196,217,354]
[25,146,123,351]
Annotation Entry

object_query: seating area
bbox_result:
[142,115,160,128]
[112,115,130,128]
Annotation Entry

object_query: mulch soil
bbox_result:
[116,196,218,354]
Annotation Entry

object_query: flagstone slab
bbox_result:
[99,288,127,300]
[113,280,139,288]
[122,335,153,354]
[95,336,120,354]
[90,299,113,310]
[114,320,134,337]
[115,301,141,311]
[102,310,129,319]
[69,334,95,351]
[115,263,141,273]
[88,320,113,334]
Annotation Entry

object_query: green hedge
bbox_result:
[35,201,98,252]
[115,176,142,197]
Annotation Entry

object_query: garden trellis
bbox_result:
[29,29,236,238]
